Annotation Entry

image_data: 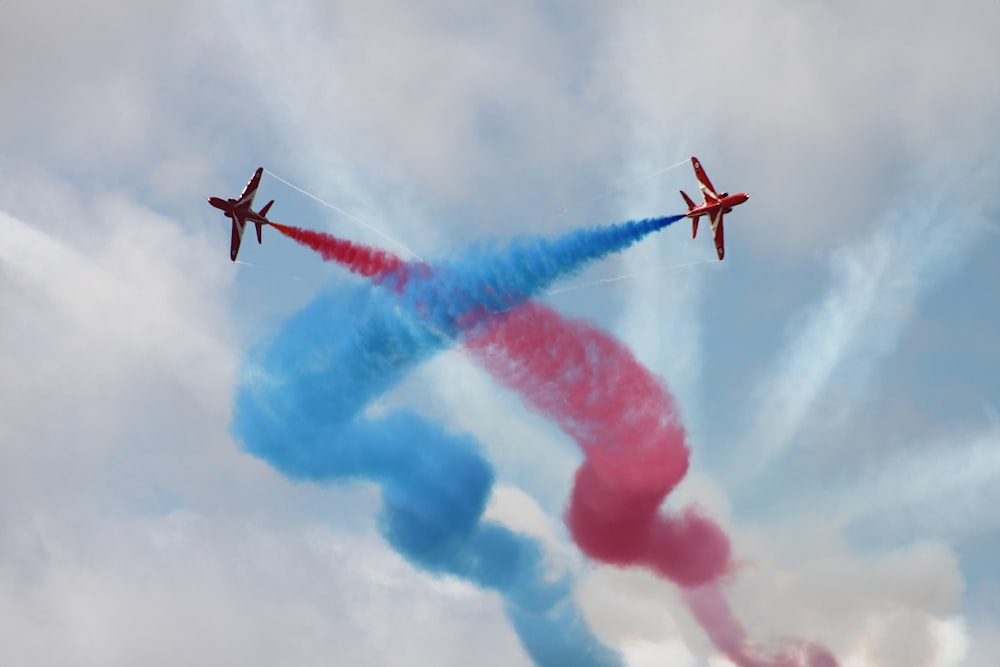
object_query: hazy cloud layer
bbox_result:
[2,0,998,665]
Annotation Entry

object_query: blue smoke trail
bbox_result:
[391,216,680,336]
[232,216,682,665]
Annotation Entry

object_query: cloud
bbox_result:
[834,422,1000,545]
[216,0,625,241]
[0,509,531,667]
[0,206,233,413]
[577,521,967,667]
[0,165,246,517]
[605,0,1000,254]
[2,1,998,664]
[1,2,183,166]
[0,168,546,666]
[965,616,1000,667]
[738,192,988,477]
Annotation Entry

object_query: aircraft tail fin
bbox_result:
[680,190,696,211]
[680,190,699,238]
[255,200,274,244]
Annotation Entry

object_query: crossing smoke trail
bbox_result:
[272,216,681,339]
[235,217,681,667]
[258,220,836,666]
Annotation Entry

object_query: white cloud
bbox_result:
[0,509,529,667]
[620,638,697,667]
[839,614,970,667]
[0,170,535,665]
[577,521,966,667]
[738,194,987,476]
[964,615,1000,667]
[0,206,233,414]
[0,0,229,180]
[606,0,1000,254]
[2,1,999,665]
[216,0,625,246]
[835,423,1000,544]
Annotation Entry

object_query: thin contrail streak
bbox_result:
[547,259,718,295]
[545,159,691,222]
[590,158,691,202]
[263,168,424,261]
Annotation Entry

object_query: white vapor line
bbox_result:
[544,159,689,222]
[590,158,691,202]
[837,423,1000,541]
[547,259,717,295]
[234,258,305,281]
[265,161,687,262]
[263,168,423,261]
[741,202,980,476]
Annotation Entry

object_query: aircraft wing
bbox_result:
[691,157,719,202]
[230,217,246,261]
[710,209,725,260]
[236,167,264,208]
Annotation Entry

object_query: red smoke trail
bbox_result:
[270,222,406,278]
[465,301,730,586]
[683,585,838,667]
[274,226,836,666]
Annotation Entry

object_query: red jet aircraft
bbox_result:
[680,157,749,260]
[207,167,274,261]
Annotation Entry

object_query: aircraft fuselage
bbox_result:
[685,192,750,219]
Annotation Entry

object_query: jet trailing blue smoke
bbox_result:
[232,216,682,665]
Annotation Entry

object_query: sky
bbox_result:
[1,0,999,665]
